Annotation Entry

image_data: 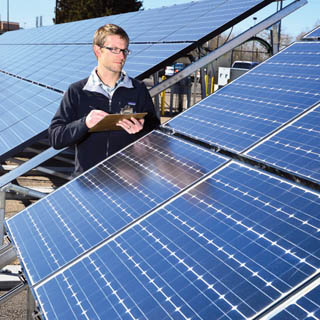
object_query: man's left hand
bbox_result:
[117,117,144,134]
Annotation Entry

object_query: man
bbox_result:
[48,24,160,176]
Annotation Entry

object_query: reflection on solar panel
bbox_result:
[32,162,320,319]
[271,283,320,319]
[247,106,320,184]
[303,25,320,40]
[5,131,227,285]
[164,41,320,153]
[0,72,62,161]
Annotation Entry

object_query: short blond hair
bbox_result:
[93,23,129,47]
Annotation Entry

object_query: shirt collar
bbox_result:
[83,67,133,98]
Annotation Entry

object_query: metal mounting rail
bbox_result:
[0,147,68,188]
[0,281,28,305]
[1,183,47,199]
[0,243,17,269]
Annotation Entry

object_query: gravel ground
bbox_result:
[0,289,27,320]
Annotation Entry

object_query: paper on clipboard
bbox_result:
[89,113,147,132]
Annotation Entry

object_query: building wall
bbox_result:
[0,21,20,33]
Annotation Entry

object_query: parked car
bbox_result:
[165,65,175,77]
[165,63,186,77]
[174,63,185,73]
[231,61,259,69]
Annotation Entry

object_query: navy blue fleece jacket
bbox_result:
[48,77,160,175]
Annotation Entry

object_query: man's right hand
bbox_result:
[85,110,109,129]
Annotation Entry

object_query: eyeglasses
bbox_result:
[100,46,131,56]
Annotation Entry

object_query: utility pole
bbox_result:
[55,0,58,24]
[252,17,257,61]
[7,0,9,32]
[277,0,283,51]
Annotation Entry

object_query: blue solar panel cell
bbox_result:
[5,130,227,285]
[32,162,320,319]
[247,106,320,184]
[165,41,320,153]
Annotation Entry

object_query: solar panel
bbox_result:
[0,72,62,161]
[157,0,272,42]
[0,0,276,90]
[164,41,320,153]
[270,282,320,319]
[124,43,191,79]
[303,25,320,40]
[0,43,189,91]
[5,130,227,286]
[247,105,320,184]
[0,0,273,45]
[119,0,270,43]
[0,14,136,45]
[29,161,320,319]
[0,45,96,91]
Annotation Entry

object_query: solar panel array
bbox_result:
[0,0,274,165]
[165,41,320,184]
[30,162,320,320]
[6,131,227,286]
[4,1,320,320]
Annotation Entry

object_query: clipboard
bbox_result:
[89,113,147,132]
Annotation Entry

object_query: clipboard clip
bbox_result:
[120,104,135,115]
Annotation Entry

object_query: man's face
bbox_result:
[96,35,129,74]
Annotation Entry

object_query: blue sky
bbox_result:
[0,0,319,38]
